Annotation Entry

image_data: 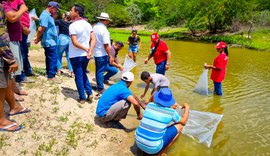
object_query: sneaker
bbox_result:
[20,78,35,83]
[47,77,61,84]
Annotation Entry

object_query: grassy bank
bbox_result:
[109,27,270,51]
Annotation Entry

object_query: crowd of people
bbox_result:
[0,1,229,155]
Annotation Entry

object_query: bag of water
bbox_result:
[111,55,137,81]
[175,107,223,147]
[28,9,38,42]
[194,69,209,95]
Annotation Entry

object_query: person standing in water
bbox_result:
[204,42,229,96]
[127,29,141,62]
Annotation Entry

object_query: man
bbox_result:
[135,88,190,155]
[144,32,172,75]
[34,1,60,83]
[0,1,30,132]
[96,72,145,123]
[140,71,170,102]
[69,4,96,104]
[103,41,124,84]
[93,12,113,98]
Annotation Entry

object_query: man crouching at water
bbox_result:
[135,88,189,155]
[96,72,146,123]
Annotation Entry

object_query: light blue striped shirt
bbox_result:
[135,102,181,154]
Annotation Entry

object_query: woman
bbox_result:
[204,42,229,96]
[127,29,141,62]
[55,12,73,77]
[69,4,96,104]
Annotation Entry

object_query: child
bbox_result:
[135,88,190,155]
[127,29,141,62]
[140,71,170,102]
[204,42,229,96]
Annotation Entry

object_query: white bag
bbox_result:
[175,107,223,147]
[28,9,38,42]
[194,69,209,95]
[111,55,137,81]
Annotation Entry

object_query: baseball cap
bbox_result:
[48,1,60,10]
[151,32,159,42]
[216,42,226,49]
[121,72,134,82]
[154,88,176,107]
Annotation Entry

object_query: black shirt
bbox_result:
[55,20,71,36]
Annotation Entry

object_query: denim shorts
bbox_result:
[213,81,222,95]
[162,125,178,149]
[128,45,138,53]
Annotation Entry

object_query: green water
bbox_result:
[89,40,270,155]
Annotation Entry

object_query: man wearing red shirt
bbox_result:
[144,32,171,75]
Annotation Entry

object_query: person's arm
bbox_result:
[165,49,171,70]
[204,63,222,70]
[178,103,190,126]
[87,31,96,59]
[104,43,114,64]
[127,95,146,120]
[140,82,150,99]
[138,36,141,49]
[34,26,45,44]
[4,4,28,23]
[110,61,123,71]
[70,34,88,52]
[144,54,152,64]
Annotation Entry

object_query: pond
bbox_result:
[89,40,270,155]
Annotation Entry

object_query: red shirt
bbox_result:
[150,40,169,64]
[211,53,228,82]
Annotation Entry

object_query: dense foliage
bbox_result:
[25,0,270,33]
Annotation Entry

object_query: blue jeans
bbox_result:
[21,33,32,75]
[104,62,118,81]
[57,34,73,72]
[70,56,92,100]
[156,60,166,75]
[44,46,57,78]
[94,55,108,92]
[213,81,222,96]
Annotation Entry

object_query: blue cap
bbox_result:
[48,1,60,10]
[153,88,176,107]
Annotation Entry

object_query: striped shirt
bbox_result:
[135,102,181,154]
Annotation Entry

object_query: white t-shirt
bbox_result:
[93,22,111,57]
[69,19,92,58]
[151,73,170,88]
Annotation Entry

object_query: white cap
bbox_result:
[121,72,134,82]
[96,12,112,21]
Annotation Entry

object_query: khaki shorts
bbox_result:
[0,67,9,88]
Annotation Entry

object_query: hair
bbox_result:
[132,29,137,33]
[224,46,229,56]
[74,4,84,17]
[140,71,150,81]
[115,41,124,48]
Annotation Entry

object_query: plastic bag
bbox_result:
[28,9,38,42]
[175,107,223,147]
[194,69,209,95]
[111,55,137,81]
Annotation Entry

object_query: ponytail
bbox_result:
[224,47,229,56]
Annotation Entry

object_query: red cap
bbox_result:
[216,42,226,49]
[151,33,159,42]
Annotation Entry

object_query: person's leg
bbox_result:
[100,100,131,122]
[65,43,73,73]
[156,60,166,75]
[213,82,222,96]
[70,57,87,101]
[20,33,32,76]
[94,56,108,92]
[104,63,118,81]
[81,57,92,96]
[44,46,58,78]
[56,44,65,73]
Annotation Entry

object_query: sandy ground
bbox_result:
[0,45,140,156]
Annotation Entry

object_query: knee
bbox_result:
[174,124,183,133]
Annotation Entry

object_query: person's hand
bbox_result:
[20,4,28,13]
[165,64,169,70]
[137,113,143,120]
[119,65,124,71]
[22,26,30,35]
[144,58,148,64]
[140,94,145,99]
[109,56,114,64]
[8,63,18,72]
[34,38,40,44]
[86,48,92,60]
[204,63,209,69]
[181,103,190,110]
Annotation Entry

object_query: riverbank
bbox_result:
[0,47,137,156]
[110,25,270,51]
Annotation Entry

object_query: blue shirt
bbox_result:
[96,80,132,117]
[135,102,181,154]
[39,10,57,47]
